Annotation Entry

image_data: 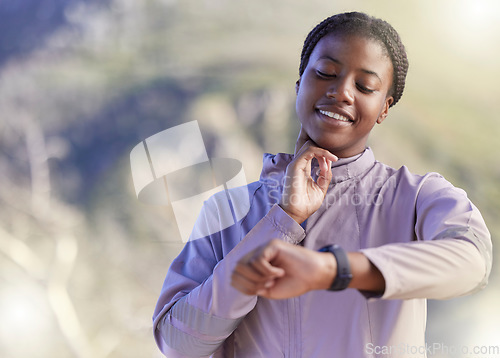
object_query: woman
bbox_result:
[153,12,492,357]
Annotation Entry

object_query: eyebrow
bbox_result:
[318,55,382,83]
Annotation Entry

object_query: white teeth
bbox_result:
[319,110,350,122]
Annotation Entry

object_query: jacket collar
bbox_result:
[260,147,376,186]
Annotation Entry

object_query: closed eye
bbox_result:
[316,70,336,79]
[356,83,375,94]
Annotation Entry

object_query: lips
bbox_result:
[317,108,354,125]
[318,110,351,122]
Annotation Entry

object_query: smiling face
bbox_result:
[295,33,394,158]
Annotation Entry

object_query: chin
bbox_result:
[312,138,339,151]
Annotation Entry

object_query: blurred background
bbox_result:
[0,0,498,357]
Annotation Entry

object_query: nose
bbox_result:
[326,78,354,105]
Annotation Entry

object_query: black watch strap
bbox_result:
[319,244,353,291]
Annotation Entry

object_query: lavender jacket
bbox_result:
[153,148,492,357]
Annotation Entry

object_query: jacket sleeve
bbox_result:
[152,203,305,357]
[361,175,492,300]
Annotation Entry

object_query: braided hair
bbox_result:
[299,12,409,107]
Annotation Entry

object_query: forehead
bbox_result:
[310,33,393,78]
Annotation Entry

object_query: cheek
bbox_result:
[295,87,311,115]
[358,95,387,117]
[297,73,323,97]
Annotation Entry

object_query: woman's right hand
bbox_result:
[279,128,337,224]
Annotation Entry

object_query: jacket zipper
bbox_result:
[286,297,299,358]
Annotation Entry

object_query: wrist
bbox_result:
[317,252,337,290]
[278,203,307,224]
[319,245,352,291]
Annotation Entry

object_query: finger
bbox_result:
[299,144,338,162]
[260,241,287,275]
[313,156,327,178]
[231,275,257,296]
[231,268,280,296]
[250,257,285,279]
[294,146,338,171]
[316,159,332,193]
[231,270,269,296]
[233,262,271,283]
[250,242,286,277]
[320,157,329,176]
[294,128,339,163]
[316,156,332,181]
[256,275,283,298]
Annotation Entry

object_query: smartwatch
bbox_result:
[319,244,352,291]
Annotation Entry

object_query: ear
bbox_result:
[295,79,300,95]
[377,96,394,124]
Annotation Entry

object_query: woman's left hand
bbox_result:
[231,239,337,299]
